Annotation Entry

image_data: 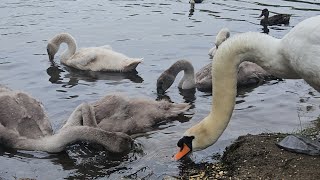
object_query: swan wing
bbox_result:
[68,48,98,67]
[282,15,320,90]
[99,45,113,50]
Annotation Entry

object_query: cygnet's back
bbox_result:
[93,95,190,135]
[0,86,53,141]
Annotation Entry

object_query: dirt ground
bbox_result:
[222,133,320,180]
[176,133,320,180]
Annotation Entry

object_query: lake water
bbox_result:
[0,0,319,179]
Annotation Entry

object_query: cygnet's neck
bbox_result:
[168,60,195,89]
[51,33,77,63]
[14,126,120,153]
[185,32,299,150]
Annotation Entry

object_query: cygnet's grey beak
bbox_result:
[157,87,165,95]
[48,54,54,61]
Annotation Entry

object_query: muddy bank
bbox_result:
[222,133,320,179]
[175,133,320,180]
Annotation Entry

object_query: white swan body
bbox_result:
[93,94,191,135]
[47,33,142,72]
[0,86,132,153]
[174,15,320,159]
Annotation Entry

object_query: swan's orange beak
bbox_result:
[174,143,191,160]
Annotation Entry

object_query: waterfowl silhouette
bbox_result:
[259,8,291,26]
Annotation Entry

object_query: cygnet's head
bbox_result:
[215,28,230,48]
[156,72,175,95]
[46,43,59,61]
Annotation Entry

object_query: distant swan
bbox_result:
[157,29,276,93]
[46,33,143,72]
[208,28,230,59]
[259,8,291,26]
[174,15,320,160]
[92,94,191,135]
[0,86,132,153]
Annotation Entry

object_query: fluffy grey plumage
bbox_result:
[0,86,132,153]
[93,94,191,135]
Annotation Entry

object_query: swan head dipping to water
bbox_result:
[157,60,195,94]
[47,43,58,61]
[157,28,231,95]
[46,32,142,72]
[174,15,320,160]
[47,33,77,61]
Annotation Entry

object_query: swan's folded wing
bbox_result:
[69,50,97,67]
[99,45,112,50]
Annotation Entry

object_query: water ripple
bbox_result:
[0,0,319,179]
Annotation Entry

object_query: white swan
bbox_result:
[208,28,230,59]
[0,86,132,153]
[46,33,143,72]
[174,15,320,160]
[92,94,192,135]
[157,29,276,93]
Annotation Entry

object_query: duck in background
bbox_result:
[259,8,291,26]
[190,0,203,3]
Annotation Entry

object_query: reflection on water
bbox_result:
[1,0,320,179]
[46,63,144,87]
[179,88,197,104]
[262,25,270,34]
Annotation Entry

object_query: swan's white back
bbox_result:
[47,33,143,72]
[69,47,143,72]
[281,15,320,90]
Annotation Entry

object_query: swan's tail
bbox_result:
[123,58,143,72]
[168,103,191,116]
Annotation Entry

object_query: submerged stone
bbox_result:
[276,135,320,156]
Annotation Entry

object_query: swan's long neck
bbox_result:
[10,102,131,153]
[185,32,294,150]
[13,126,121,153]
[168,60,195,89]
[51,33,77,63]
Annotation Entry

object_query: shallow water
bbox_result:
[0,0,320,179]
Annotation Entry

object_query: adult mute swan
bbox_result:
[157,29,276,93]
[46,33,143,72]
[174,15,320,160]
[0,86,132,153]
[92,94,191,135]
